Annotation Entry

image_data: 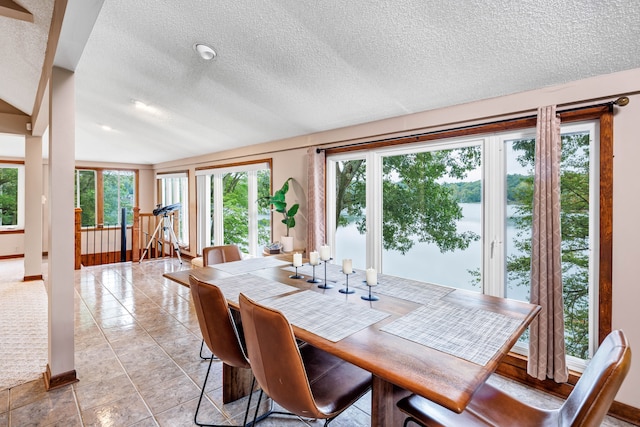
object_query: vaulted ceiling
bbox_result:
[1,0,640,164]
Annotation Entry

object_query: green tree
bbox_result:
[508,133,591,359]
[75,170,96,227]
[335,147,482,255]
[0,167,18,226]
[213,170,272,252]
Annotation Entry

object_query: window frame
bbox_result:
[74,167,139,228]
[325,105,613,369]
[195,159,272,257]
[0,161,25,231]
[157,171,189,247]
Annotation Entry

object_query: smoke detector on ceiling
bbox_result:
[194,43,216,60]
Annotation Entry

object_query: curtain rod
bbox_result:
[316,96,629,153]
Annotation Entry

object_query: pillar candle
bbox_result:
[342,258,353,274]
[319,245,331,261]
[293,252,302,267]
[366,268,377,286]
[309,251,319,266]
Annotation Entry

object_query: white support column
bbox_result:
[24,135,44,281]
[45,66,77,389]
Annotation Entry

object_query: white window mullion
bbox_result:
[326,159,337,253]
[213,175,224,246]
[367,151,382,272]
[484,136,505,297]
[247,170,258,257]
[196,175,210,254]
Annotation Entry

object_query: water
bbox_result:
[334,203,529,301]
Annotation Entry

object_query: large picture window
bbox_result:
[157,172,189,246]
[327,117,604,369]
[0,163,24,230]
[74,168,137,227]
[196,161,271,257]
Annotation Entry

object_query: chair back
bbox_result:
[202,244,242,267]
[189,275,250,369]
[560,329,631,427]
[239,293,325,419]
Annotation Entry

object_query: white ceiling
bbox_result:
[2,0,640,164]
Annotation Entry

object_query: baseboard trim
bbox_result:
[43,364,78,391]
[498,353,639,425]
[23,274,43,281]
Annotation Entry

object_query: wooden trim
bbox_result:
[609,401,640,425]
[558,105,611,123]
[325,104,612,155]
[0,229,24,234]
[23,274,43,281]
[0,254,23,260]
[0,0,34,22]
[327,117,539,155]
[598,109,614,344]
[0,159,24,165]
[132,207,140,262]
[74,208,81,269]
[134,169,139,210]
[43,364,78,390]
[96,169,104,225]
[31,0,67,127]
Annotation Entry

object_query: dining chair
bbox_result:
[189,275,264,427]
[397,329,631,427]
[202,244,243,267]
[198,244,243,360]
[238,293,372,426]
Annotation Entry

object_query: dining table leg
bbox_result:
[222,363,254,404]
[371,375,412,426]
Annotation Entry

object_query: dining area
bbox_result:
[161,246,630,426]
[2,253,630,426]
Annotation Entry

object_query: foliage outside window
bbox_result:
[75,170,96,227]
[0,164,24,229]
[74,168,137,227]
[196,162,271,257]
[158,172,189,245]
[328,121,598,366]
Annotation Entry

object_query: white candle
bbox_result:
[319,245,331,261]
[366,268,377,286]
[293,252,302,267]
[309,251,319,266]
[342,258,353,274]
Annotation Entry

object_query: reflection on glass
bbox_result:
[381,146,482,290]
[334,159,367,269]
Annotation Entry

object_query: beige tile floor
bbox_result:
[0,258,634,426]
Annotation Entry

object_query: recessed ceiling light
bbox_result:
[100,124,113,131]
[132,99,160,115]
[194,43,216,60]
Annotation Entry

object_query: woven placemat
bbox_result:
[205,273,298,304]
[381,299,522,366]
[266,290,390,342]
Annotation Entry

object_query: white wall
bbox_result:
[611,93,640,407]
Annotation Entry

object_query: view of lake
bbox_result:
[334,203,530,302]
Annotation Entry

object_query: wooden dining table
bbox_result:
[164,257,540,426]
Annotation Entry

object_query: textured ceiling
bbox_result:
[2,0,640,164]
[0,0,53,115]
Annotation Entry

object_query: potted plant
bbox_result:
[261,177,299,252]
